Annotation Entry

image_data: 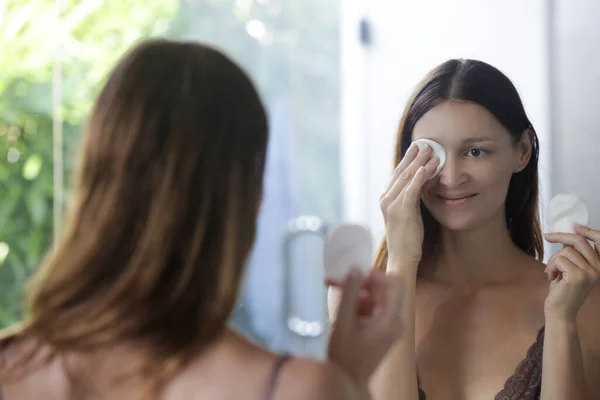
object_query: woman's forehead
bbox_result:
[412,101,509,145]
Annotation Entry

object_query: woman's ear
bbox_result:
[515,129,534,172]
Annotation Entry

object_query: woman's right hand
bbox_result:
[328,269,405,389]
[379,143,438,268]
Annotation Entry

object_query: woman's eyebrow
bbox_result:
[462,136,495,144]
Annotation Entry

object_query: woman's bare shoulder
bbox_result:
[208,339,361,400]
[515,257,550,297]
[183,330,360,400]
[0,327,49,376]
[0,332,68,400]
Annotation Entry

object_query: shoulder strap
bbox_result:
[417,374,426,399]
[263,355,291,400]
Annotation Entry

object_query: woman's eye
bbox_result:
[468,148,483,157]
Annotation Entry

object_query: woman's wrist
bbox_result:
[544,312,578,332]
[324,360,372,400]
[544,305,579,327]
[336,363,372,400]
[386,258,420,276]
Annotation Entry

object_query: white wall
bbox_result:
[552,0,600,231]
[341,0,553,259]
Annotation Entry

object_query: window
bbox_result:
[0,0,341,357]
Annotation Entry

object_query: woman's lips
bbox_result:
[435,194,477,206]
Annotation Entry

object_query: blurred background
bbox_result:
[0,0,598,360]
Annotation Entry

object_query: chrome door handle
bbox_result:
[283,216,329,337]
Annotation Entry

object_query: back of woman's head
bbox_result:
[13,39,267,383]
[374,59,543,272]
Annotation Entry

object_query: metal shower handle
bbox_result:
[283,215,329,338]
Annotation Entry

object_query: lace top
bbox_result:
[419,326,544,400]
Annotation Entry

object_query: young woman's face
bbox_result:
[413,101,531,232]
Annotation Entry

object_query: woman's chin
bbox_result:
[431,214,481,232]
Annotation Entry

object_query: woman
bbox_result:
[0,39,404,399]
[331,59,600,399]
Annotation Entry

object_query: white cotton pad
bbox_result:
[412,138,446,179]
[546,194,589,234]
[324,223,372,282]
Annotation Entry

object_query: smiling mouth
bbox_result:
[435,194,478,205]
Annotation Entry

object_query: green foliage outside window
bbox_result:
[0,0,178,328]
[0,1,341,346]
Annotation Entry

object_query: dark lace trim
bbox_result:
[495,326,544,400]
[418,326,545,400]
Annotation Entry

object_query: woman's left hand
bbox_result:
[544,224,600,322]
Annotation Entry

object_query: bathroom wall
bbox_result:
[551,0,600,229]
[341,0,554,256]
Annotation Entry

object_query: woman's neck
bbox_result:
[422,212,529,285]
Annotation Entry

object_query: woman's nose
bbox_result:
[437,156,466,188]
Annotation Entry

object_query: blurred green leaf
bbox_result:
[0,242,9,266]
[0,0,178,328]
[22,154,42,180]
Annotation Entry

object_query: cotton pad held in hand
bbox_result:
[324,223,372,282]
[546,194,589,234]
[413,138,446,179]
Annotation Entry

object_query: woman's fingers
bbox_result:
[545,232,599,272]
[325,278,343,287]
[360,272,389,320]
[335,270,365,327]
[326,274,374,318]
[381,145,433,205]
[546,246,595,278]
[356,292,375,317]
[546,254,580,282]
[424,155,441,177]
[362,271,404,337]
[574,224,600,255]
[574,224,600,243]
[384,144,419,193]
[328,271,403,322]
[401,166,429,208]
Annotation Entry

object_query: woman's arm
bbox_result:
[327,264,420,400]
[542,225,600,400]
[326,269,407,400]
[541,317,588,400]
[327,143,434,399]
[543,286,600,400]
[367,143,436,400]
[328,278,420,400]
[370,260,419,400]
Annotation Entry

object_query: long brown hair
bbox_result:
[374,59,544,273]
[1,39,268,395]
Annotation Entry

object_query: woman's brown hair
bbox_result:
[1,39,268,395]
[374,59,544,273]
